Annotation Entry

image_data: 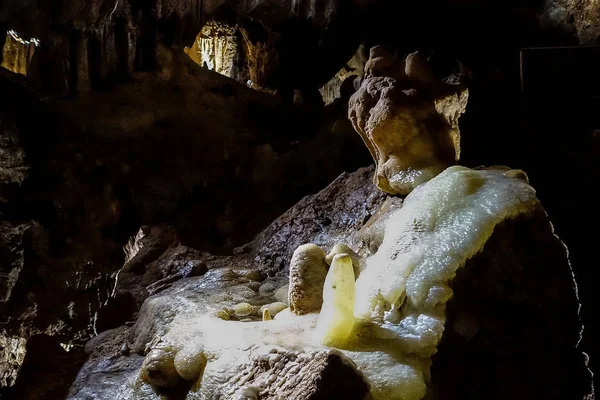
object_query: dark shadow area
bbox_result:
[3,335,88,400]
[432,213,593,399]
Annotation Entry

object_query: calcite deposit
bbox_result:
[288,244,328,315]
[349,48,468,195]
[184,21,243,80]
[66,166,592,400]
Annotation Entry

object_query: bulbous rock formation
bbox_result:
[325,243,362,278]
[349,47,469,195]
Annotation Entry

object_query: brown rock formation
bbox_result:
[543,0,600,44]
[0,0,370,96]
[349,47,468,195]
[202,348,370,400]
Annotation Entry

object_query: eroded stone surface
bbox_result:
[198,347,369,400]
[248,165,386,276]
[349,48,468,195]
[430,210,592,399]
[544,0,600,44]
[184,21,245,81]
[1,31,37,75]
[0,51,370,395]
[288,244,328,315]
[67,166,592,400]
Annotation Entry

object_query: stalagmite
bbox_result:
[314,254,356,347]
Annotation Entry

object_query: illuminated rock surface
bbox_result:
[66,167,592,400]
[0,53,370,397]
[349,48,469,195]
[184,21,242,80]
[543,0,600,44]
[0,31,37,75]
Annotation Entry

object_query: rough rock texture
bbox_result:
[288,244,328,315]
[245,165,387,276]
[0,50,370,396]
[319,43,368,105]
[65,166,382,399]
[104,165,383,318]
[543,0,600,44]
[0,31,37,75]
[0,334,26,388]
[184,21,246,81]
[0,0,371,97]
[200,348,370,400]
[430,210,593,399]
[62,165,593,400]
[349,47,469,195]
[67,327,145,400]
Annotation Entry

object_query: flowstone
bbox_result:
[68,165,590,400]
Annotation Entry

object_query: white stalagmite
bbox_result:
[314,253,356,347]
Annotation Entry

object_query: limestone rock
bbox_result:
[184,21,246,81]
[325,243,362,278]
[199,348,369,400]
[0,52,370,396]
[0,220,49,387]
[247,165,386,276]
[0,334,26,388]
[1,31,37,76]
[431,208,593,399]
[349,48,468,195]
[352,196,403,256]
[543,0,600,44]
[288,244,328,315]
[319,43,368,105]
[315,254,356,347]
[274,285,290,305]
[64,166,592,400]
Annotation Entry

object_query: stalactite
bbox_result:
[185,21,239,78]
[1,31,39,75]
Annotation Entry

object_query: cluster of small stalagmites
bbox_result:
[214,301,288,322]
[136,239,364,396]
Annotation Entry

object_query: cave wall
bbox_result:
[1,0,598,397]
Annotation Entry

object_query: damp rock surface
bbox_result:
[66,166,592,400]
